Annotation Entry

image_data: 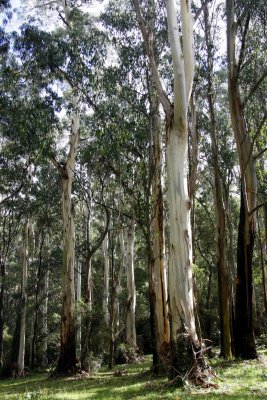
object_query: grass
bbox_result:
[0,353,267,400]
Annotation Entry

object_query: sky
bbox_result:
[5,0,108,32]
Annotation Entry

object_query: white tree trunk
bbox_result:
[167,128,197,340]
[17,219,29,376]
[102,232,110,328]
[126,219,136,347]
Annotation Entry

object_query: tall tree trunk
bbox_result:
[226,0,257,359]
[150,92,169,371]
[102,232,110,328]
[56,98,79,373]
[133,0,201,381]
[17,218,29,376]
[203,2,232,358]
[125,218,136,347]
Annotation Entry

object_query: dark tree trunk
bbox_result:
[31,237,44,368]
[234,186,257,359]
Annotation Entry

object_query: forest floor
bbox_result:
[0,350,267,400]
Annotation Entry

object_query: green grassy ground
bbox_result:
[0,353,266,400]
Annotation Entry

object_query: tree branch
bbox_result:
[254,147,267,160]
[237,13,250,75]
[249,202,267,216]
[131,0,171,114]
[243,70,267,107]
[88,206,110,259]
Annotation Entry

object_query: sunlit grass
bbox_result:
[0,353,266,400]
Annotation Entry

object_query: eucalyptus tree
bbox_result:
[226,0,267,359]
[132,0,203,379]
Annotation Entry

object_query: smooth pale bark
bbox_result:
[203,2,232,358]
[126,219,136,347]
[102,232,109,328]
[227,0,257,359]
[150,93,169,364]
[17,219,29,376]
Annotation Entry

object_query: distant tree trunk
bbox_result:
[17,218,29,376]
[227,0,257,359]
[81,194,93,372]
[150,91,169,372]
[102,232,110,328]
[81,197,110,371]
[203,2,232,358]
[31,233,45,368]
[41,265,49,367]
[125,218,136,347]
[108,220,116,369]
